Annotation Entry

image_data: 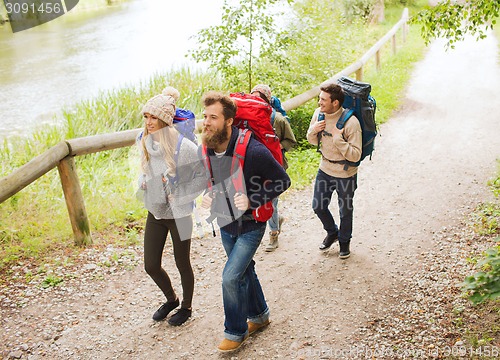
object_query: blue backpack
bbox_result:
[316,77,377,169]
[336,76,377,167]
[270,96,290,124]
[173,108,197,144]
[169,108,197,184]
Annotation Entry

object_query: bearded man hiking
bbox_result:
[199,91,291,352]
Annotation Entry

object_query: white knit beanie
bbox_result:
[141,94,176,126]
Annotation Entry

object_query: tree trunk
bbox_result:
[371,0,385,24]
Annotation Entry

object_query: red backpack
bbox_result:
[201,93,282,224]
[230,92,283,166]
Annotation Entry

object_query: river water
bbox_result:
[0,0,223,140]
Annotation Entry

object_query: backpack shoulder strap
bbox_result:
[231,128,252,194]
[232,128,258,232]
[336,108,355,130]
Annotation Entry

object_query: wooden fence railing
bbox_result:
[0,129,140,246]
[0,8,409,246]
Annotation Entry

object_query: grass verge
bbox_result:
[454,162,500,351]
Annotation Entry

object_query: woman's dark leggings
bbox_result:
[143,212,194,309]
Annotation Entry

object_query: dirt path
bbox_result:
[1,34,500,359]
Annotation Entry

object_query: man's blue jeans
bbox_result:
[220,225,270,342]
[312,169,357,243]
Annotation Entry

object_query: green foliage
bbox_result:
[462,244,500,305]
[41,274,63,288]
[472,202,500,235]
[343,0,376,22]
[287,148,321,189]
[488,162,500,197]
[462,164,500,305]
[276,0,370,92]
[470,162,500,235]
[288,102,318,141]
[190,0,294,91]
[411,0,500,48]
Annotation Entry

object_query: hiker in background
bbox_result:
[137,88,205,326]
[250,84,297,252]
[306,83,361,259]
[199,91,290,352]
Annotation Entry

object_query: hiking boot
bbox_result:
[168,308,192,326]
[152,298,179,321]
[248,319,270,335]
[319,233,338,251]
[265,216,284,252]
[339,242,350,259]
[265,233,279,252]
[217,335,249,352]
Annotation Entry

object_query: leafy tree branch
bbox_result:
[411,0,499,48]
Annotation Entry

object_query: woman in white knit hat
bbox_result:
[137,88,205,326]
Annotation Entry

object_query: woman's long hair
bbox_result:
[141,121,180,178]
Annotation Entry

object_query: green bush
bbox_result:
[288,102,318,142]
[287,148,320,189]
[462,244,500,305]
[462,163,500,304]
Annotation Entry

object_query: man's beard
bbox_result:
[202,123,230,149]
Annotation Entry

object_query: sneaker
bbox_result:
[168,308,192,326]
[248,319,270,335]
[217,335,249,352]
[319,233,338,251]
[152,298,179,321]
[339,242,350,259]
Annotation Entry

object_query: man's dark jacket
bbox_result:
[201,126,291,235]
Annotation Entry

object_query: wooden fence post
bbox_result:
[375,50,381,71]
[57,156,92,246]
[356,68,363,81]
